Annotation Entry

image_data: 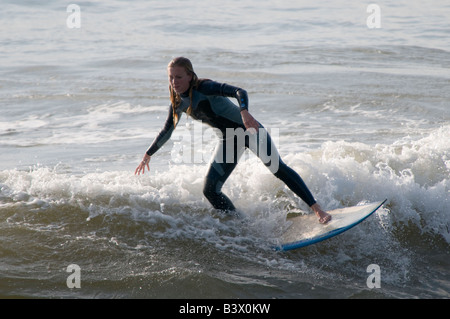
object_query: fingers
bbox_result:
[246,126,257,135]
[134,162,150,175]
[134,165,142,175]
[135,155,151,175]
[243,117,259,133]
[250,120,260,131]
[135,165,145,175]
[241,110,260,133]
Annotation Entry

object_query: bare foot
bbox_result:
[311,203,332,224]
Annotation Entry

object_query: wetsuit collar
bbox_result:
[180,88,190,97]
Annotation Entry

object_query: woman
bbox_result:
[135,57,331,224]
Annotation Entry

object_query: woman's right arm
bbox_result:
[135,105,176,175]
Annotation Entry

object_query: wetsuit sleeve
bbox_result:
[146,105,176,156]
[198,80,249,111]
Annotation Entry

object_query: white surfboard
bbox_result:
[278,200,387,251]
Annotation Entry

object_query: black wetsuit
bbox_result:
[146,80,316,211]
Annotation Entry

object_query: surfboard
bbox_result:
[278,200,387,251]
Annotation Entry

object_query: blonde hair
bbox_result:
[168,57,199,127]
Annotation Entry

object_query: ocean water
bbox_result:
[0,0,449,299]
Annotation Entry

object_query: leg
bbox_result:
[203,136,244,212]
[274,160,330,223]
[273,159,317,207]
[203,161,237,212]
[249,127,331,223]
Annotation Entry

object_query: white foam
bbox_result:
[291,125,450,243]
[1,125,448,246]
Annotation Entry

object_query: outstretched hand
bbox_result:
[135,154,151,175]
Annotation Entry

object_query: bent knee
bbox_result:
[203,178,224,198]
[203,184,214,199]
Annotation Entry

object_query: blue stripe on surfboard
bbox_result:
[276,199,387,251]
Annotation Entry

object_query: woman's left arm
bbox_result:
[198,80,259,131]
[240,109,260,132]
[198,80,248,110]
